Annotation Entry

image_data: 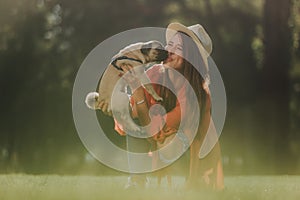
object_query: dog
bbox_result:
[85,41,168,133]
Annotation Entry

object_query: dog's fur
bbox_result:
[85,41,168,133]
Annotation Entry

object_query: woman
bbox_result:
[116,22,224,190]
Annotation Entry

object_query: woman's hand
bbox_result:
[153,126,178,144]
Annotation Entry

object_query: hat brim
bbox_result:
[166,22,210,69]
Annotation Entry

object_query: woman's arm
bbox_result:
[132,87,179,143]
[120,64,185,140]
[131,87,151,126]
[131,88,180,144]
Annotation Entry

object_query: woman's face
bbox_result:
[164,33,184,70]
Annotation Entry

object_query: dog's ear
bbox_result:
[141,43,152,55]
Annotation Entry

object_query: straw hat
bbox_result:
[166,22,212,69]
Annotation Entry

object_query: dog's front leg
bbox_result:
[136,69,163,102]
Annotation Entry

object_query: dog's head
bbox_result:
[141,40,168,63]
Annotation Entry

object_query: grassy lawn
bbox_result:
[0,174,299,200]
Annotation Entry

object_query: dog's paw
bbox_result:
[159,65,166,73]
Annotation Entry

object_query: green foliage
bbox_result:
[0,0,299,174]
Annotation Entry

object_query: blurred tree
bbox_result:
[0,0,81,172]
[0,0,174,173]
[258,0,294,173]
[0,0,298,175]
[290,0,300,174]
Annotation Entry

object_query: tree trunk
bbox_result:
[260,0,293,173]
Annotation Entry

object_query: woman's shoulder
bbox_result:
[146,63,164,73]
[146,63,165,81]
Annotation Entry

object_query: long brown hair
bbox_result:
[155,72,177,113]
[158,31,209,119]
[179,31,208,115]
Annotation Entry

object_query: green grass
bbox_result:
[0,174,299,200]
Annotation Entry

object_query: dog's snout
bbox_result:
[156,49,168,61]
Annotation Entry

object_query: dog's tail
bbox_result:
[85,92,99,110]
